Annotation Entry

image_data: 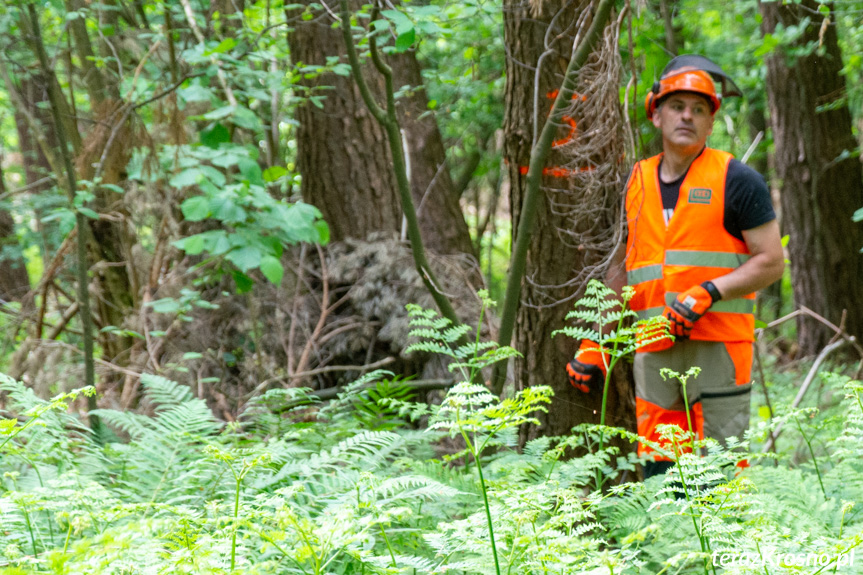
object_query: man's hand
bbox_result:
[663,282,720,339]
[566,340,609,393]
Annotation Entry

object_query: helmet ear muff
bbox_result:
[645,91,656,120]
[645,80,661,120]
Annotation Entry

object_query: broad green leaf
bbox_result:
[395,28,416,51]
[181,196,210,221]
[174,234,205,255]
[260,255,284,285]
[101,183,125,194]
[238,158,264,186]
[232,270,254,293]
[315,220,330,244]
[263,166,287,182]
[231,106,263,132]
[201,230,231,255]
[170,168,203,188]
[210,196,246,223]
[211,150,244,168]
[381,9,413,35]
[204,37,236,55]
[203,106,235,121]
[226,246,262,272]
[148,298,181,314]
[200,123,231,148]
[78,207,100,219]
[200,166,227,187]
[180,84,214,103]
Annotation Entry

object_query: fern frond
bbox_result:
[139,373,195,409]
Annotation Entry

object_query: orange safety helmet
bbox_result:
[645,69,720,120]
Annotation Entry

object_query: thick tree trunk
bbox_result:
[760,0,863,355]
[286,2,475,257]
[287,6,401,242]
[504,0,630,440]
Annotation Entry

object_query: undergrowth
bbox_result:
[0,291,862,574]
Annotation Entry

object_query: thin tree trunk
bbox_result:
[659,0,679,56]
[760,0,863,354]
[0,164,32,306]
[748,105,782,322]
[503,0,629,439]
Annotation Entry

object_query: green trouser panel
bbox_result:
[634,340,752,448]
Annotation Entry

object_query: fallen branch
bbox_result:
[757,305,863,360]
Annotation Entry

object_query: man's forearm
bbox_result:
[710,253,785,301]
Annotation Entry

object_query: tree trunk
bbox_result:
[659,0,679,56]
[286,1,475,257]
[748,105,782,322]
[0,176,31,305]
[760,0,863,355]
[49,3,136,363]
[503,0,630,440]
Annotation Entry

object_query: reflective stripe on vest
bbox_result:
[628,250,751,286]
[665,250,751,268]
[627,264,663,286]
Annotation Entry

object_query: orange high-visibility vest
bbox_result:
[625,148,755,344]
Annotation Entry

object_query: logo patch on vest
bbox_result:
[688,188,712,204]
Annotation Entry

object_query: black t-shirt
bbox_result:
[658,157,776,241]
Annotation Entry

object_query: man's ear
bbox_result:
[652,107,662,129]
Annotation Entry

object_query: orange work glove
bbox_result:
[663,281,721,339]
[566,340,610,393]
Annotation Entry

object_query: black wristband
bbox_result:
[701,280,722,303]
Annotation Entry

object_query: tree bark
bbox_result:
[760,0,863,355]
[659,0,679,56]
[0,171,31,305]
[503,0,630,440]
[747,105,782,322]
[286,1,475,257]
[42,3,136,363]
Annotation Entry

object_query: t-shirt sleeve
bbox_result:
[724,159,776,241]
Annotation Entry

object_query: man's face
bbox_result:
[652,92,714,154]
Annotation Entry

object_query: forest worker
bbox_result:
[566,55,785,478]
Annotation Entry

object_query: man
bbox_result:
[567,55,785,478]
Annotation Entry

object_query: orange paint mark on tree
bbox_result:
[514,90,591,178]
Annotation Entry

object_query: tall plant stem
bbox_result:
[794,417,827,498]
[25,4,100,434]
[231,466,244,572]
[379,524,397,568]
[671,438,714,575]
[459,423,501,575]
[491,0,617,394]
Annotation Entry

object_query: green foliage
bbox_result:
[2,346,863,573]
[161,142,328,290]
